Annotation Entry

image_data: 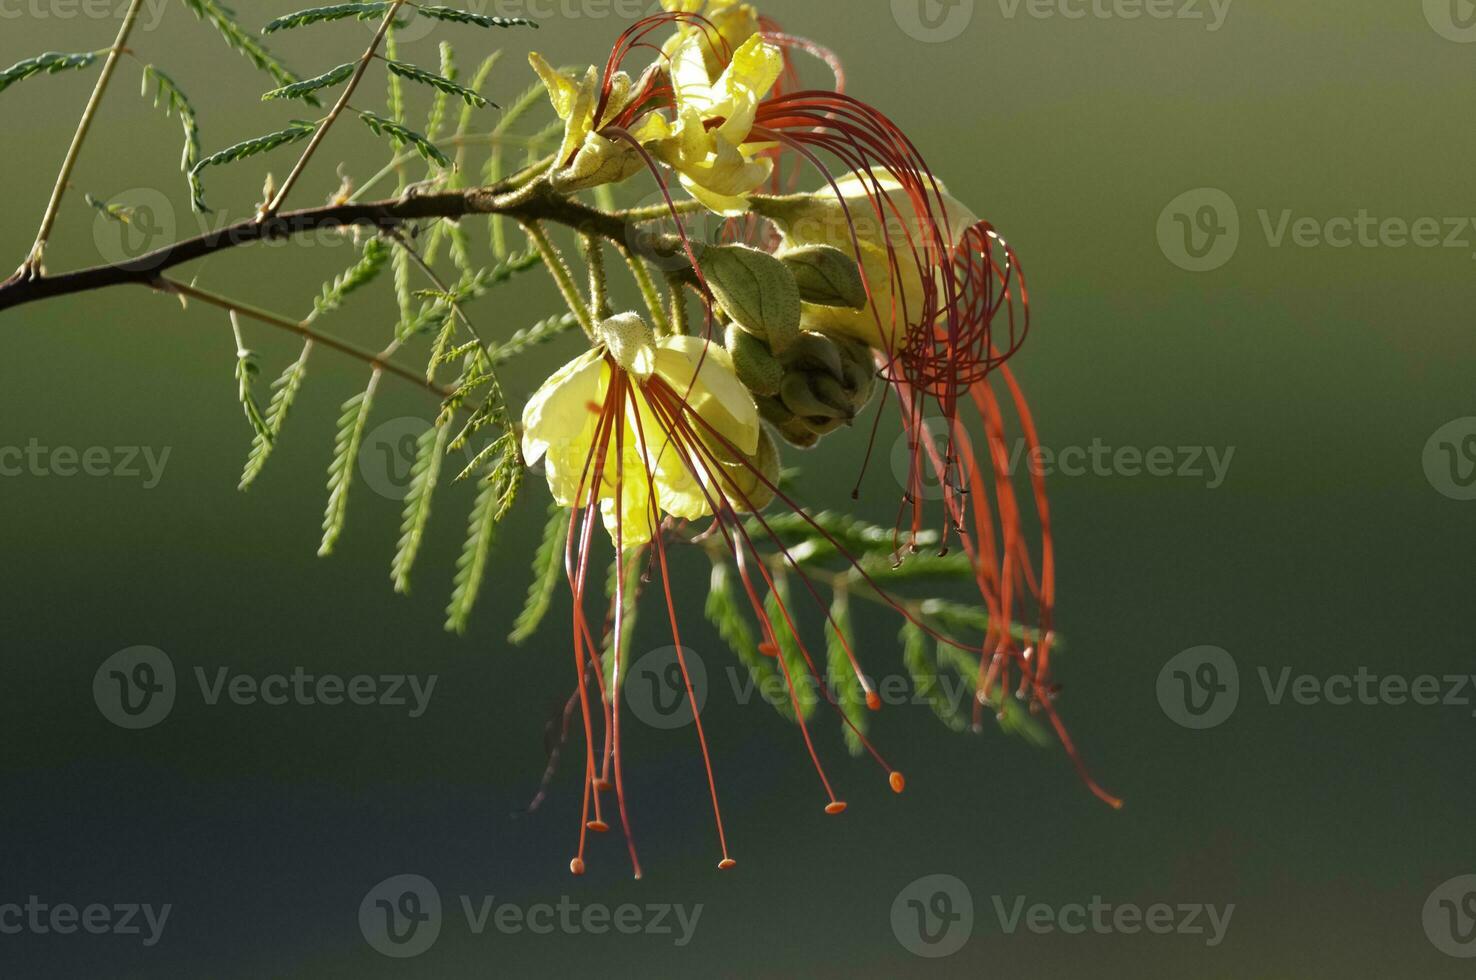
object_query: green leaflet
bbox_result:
[139,67,205,211]
[320,381,380,557]
[705,561,791,722]
[180,0,312,100]
[901,623,969,733]
[239,350,308,491]
[262,2,394,33]
[191,120,317,211]
[414,6,537,29]
[509,504,568,645]
[0,51,100,96]
[764,578,816,722]
[359,111,451,168]
[391,424,450,595]
[445,440,521,634]
[240,238,392,491]
[262,62,354,102]
[824,589,868,757]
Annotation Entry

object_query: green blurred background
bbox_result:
[3,1,1474,976]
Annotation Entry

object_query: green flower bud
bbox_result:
[756,394,796,427]
[779,373,850,421]
[776,417,821,449]
[782,332,845,382]
[695,243,801,354]
[779,244,867,310]
[724,321,784,397]
[721,427,781,513]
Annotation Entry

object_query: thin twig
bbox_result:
[260,0,408,220]
[156,277,451,398]
[13,0,147,281]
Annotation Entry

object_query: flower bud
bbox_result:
[695,244,801,354]
[724,321,783,397]
[779,245,867,310]
[782,332,846,383]
[779,373,850,422]
[719,426,781,513]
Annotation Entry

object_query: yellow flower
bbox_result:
[660,0,763,78]
[643,33,783,215]
[528,53,665,193]
[766,169,980,353]
[522,313,765,547]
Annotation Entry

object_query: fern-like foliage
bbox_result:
[320,381,380,557]
[825,589,868,756]
[234,347,273,446]
[445,437,522,634]
[765,579,816,722]
[509,503,567,644]
[240,352,308,491]
[262,63,354,102]
[358,111,451,168]
[191,121,317,210]
[900,622,969,734]
[705,560,791,722]
[180,0,312,101]
[391,424,449,594]
[138,66,206,212]
[0,52,100,96]
[262,2,394,33]
[415,5,538,29]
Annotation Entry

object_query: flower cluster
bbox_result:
[517,1,1114,878]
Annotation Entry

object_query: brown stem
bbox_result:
[0,183,647,315]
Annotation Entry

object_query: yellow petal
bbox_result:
[522,348,605,470]
[654,335,760,455]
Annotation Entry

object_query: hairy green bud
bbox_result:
[780,244,867,309]
[695,244,801,354]
[725,321,784,397]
